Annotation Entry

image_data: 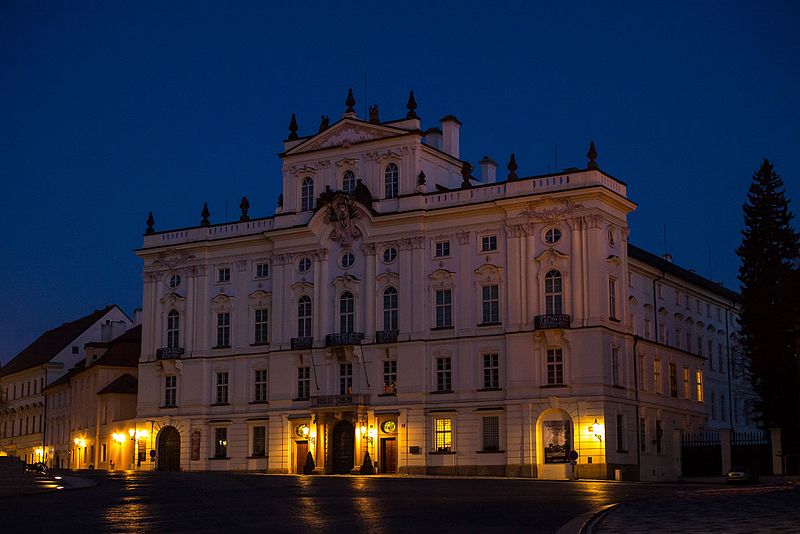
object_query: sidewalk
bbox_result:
[590,484,800,533]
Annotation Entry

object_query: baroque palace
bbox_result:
[1,91,755,480]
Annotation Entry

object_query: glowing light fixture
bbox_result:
[128,428,135,438]
[588,418,604,442]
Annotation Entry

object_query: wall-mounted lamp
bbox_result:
[588,418,604,442]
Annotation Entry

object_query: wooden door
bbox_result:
[296,441,308,474]
[380,438,397,474]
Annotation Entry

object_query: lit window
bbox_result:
[382,287,398,331]
[215,371,229,404]
[164,375,177,407]
[436,357,452,391]
[481,235,497,252]
[696,370,704,402]
[342,170,356,193]
[482,353,499,389]
[166,310,180,349]
[297,257,312,273]
[217,267,230,283]
[482,416,499,452]
[216,312,231,348]
[339,292,355,333]
[297,366,310,399]
[339,363,353,395]
[340,252,355,268]
[654,359,663,394]
[214,427,228,458]
[254,308,269,344]
[435,289,453,328]
[434,241,450,257]
[252,426,266,457]
[254,369,267,402]
[683,367,690,399]
[255,262,269,279]
[301,177,314,211]
[481,285,499,324]
[297,296,312,338]
[546,348,564,385]
[168,274,182,289]
[544,227,561,244]
[544,270,563,315]
[434,418,452,452]
[382,247,397,263]
[384,163,399,199]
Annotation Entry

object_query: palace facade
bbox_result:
[132,92,751,480]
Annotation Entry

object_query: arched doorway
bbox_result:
[157,426,181,472]
[331,421,355,474]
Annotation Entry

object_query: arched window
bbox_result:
[298,296,312,338]
[166,310,180,348]
[339,291,355,333]
[384,163,399,199]
[383,287,398,331]
[342,170,356,194]
[301,177,314,212]
[544,270,563,315]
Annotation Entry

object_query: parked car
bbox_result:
[25,462,49,475]
[726,466,758,484]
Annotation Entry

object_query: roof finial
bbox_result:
[288,113,299,140]
[239,196,250,222]
[318,115,329,133]
[145,211,155,235]
[587,141,598,170]
[345,88,356,114]
[200,202,210,227]
[507,153,518,181]
[369,104,380,124]
[406,90,418,119]
[461,162,473,189]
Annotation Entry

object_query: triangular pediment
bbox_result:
[284,118,408,156]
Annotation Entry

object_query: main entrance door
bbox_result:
[380,438,397,474]
[331,421,355,474]
[295,441,309,474]
[157,426,181,471]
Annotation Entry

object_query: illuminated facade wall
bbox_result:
[133,99,743,480]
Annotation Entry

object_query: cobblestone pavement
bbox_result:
[594,484,800,533]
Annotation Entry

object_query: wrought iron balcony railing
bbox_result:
[375,329,399,344]
[325,332,365,347]
[534,314,572,330]
[156,347,185,359]
[291,337,314,350]
[311,394,370,408]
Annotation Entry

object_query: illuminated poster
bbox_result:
[543,420,570,464]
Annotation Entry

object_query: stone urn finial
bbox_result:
[587,141,598,170]
[288,113,299,140]
[345,88,356,114]
[200,202,210,227]
[507,153,518,181]
[145,211,155,235]
[406,90,418,119]
[239,196,250,222]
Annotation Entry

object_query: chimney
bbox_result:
[440,115,461,159]
[479,156,497,183]
[424,127,442,150]
[662,253,673,262]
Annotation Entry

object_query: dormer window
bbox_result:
[385,163,399,199]
[301,177,314,211]
[343,170,356,194]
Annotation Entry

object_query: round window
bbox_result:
[544,227,562,245]
[297,257,312,273]
[382,247,398,263]
[167,274,182,289]
[381,420,397,434]
[340,252,355,268]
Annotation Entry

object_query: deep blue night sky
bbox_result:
[1,1,798,364]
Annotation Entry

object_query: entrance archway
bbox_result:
[331,421,355,474]
[157,426,181,471]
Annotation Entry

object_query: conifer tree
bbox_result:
[736,159,800,451]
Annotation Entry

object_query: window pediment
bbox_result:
[534,249,569,275]
[161,292,186,311]
[376,271,399,284]
[332,274,361,295]
[474,264,502,285]
[248,290,271,308]
[429,269,455,289]
[211,294,232,312]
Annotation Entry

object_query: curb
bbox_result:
[555,503,619,534]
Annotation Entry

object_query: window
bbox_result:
[718,343,724,373]
[72,346,79,354]
[669,363,678,398]
[481,285,500,324]
[612,347,621,386]
[297,366,310,399]
[656,283,663,299]
[481,235,497,252]
[708,339,714,367]
[383,287,398,331]
[297,296,312,338]
[640,417,647,453]
[696,370,704,402]
[254,308,269,345]
[434,418,452,452]
[383,360,397,394]
[706,302,711,317]
[616,413,625,451]
[216,312,231,348]
[382,247,397,263]
[674,328,681,349]
[683,367,690,399]
[546,348,564,385]
[696,299,701,313]
[482,353,500,389]
[217,267,230,283]
[252,426,266,457]
[215,371,229,404]
[544,270,563,315]
[684,294,690,309]
[544,227,561,244]
[435,289,453,328]
[168,274,181,289]
[339,363,353,395]
[482,416,500,452]
[342,170,356,193]
[167,310,180,348]
[164,375,177,407]
[214,427,228,458]
[434,240,450,257]
[644,319,652,340]
[658,323,666,344]
[638,355,646,391]
[608,277,618,319]
[254,369,268,402]
[436,357,452,391]
[340,252,355,268]
[301,177,314,211]
[710,392,717,419]
[674,289,680,304]
[255,262,269,279]
[339,292,355,333]
[654,359,663,394]
[384,163,399,198]
[297,257,312,273]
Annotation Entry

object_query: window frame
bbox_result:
[434,240,451,258]
[166,310,180,349]
[435,288,453,329]
[297,366,311,400]
[301,177,314,212]
[297,296,312,338]
[482,353,500,389]
[339,291,355,334]
[480,234,498,252]
[384,162,399,199]
[544,270,563,315]
[164,375,177,407]
[254,369,268,402]
[251,425,266,458]
[482,415,500,452]
[214,427,228,459]
[342,170,356,194]
[215,371,229,405]
[382,286,398,331]
[480,284,500,325]
[546,348,564,385]
[217,267,231,284]
[435,356,452,392]
[433,417,453,452]
[216,312,231,348]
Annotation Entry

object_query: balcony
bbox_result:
[311,394,370,408]
[375,329,399,344]
[325,332,365,347]
[156,347,185,359]
[534,314,571,329]
[291,337,314,350]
